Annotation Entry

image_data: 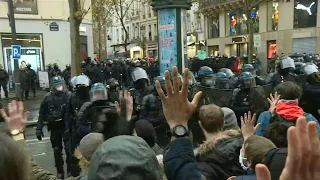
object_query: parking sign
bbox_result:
[11,45,21,59]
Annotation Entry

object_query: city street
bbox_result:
[0,91,60,175]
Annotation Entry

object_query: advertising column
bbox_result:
[151,0,192,75]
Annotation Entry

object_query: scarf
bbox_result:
[276,100,304,120]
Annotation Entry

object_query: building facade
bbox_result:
[202,0,320,70]
[107,1,202,59]
[0,0,94,72]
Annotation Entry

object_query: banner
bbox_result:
[14,0,38,14]
[158,9,177,75]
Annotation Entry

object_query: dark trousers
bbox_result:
[0,83,8,98]
[68,128,81,177]
[50,129,71,174]
[25,83,36,98]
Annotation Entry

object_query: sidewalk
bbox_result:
[0,91,48,126]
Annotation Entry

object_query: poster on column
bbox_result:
[158,9,177,75]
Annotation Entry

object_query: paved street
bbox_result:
[0,90,63,175]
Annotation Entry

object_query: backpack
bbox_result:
[263,148,287,180]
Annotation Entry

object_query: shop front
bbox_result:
[147,44,158,58]
[292,37,317,54]
[130,46,143,59]
[225,36,248,56]
[267,40,277,59]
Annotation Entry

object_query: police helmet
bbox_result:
[183,71,195,86]
[198,66,213,78]
[90,83,108,102]
[215,72,229,89]
[154,76,165,86]
[219,68,235,78]
[106,78,119,89]
[280,57,295,70]
[75,75,90,87]
[26,63,31,68]
[51,76,66,92]
[303,64,319,76]
[132,67,149,82]
[239,72,256,89]
[66,64,71,69]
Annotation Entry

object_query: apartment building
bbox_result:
[107,1,202,59]
[202,0,320,68]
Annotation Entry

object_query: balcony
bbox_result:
[199,0,244,12]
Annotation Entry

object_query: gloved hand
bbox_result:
[36,130,44,141]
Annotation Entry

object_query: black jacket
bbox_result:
[0,69,8,84]
[196,130,245,180]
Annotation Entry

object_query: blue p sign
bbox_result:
[11,45,21,59]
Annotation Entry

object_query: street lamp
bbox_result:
[151,0,192,75]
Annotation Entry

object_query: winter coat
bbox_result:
[196,129,245,180]
[0,69,9,84]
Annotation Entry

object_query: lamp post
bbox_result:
[151,0,192,75]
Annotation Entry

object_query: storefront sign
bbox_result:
[49,22,59,31]
[254,34,261,47]
[38,71,49,88]
[158,9,177,75]
[13,0,38,14]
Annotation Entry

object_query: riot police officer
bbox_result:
[269,56,299,87]
[242,64,266,85]
[198,66,215,87]
[215,72,229,89]
[231,72,256,121]
[106,78,120,103]
[131,67,153,115]
[36,76,71,179]
[62,64,71,90]
[219,68,238,89]
[65,74,90,177]
[300,64,320,120]
[76,83,114,140]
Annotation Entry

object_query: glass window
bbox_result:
[294,0,317,28]
[207,16,219,38]
[267,2,279,31]
[225,7,258,36]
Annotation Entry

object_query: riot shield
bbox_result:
[195,85,233,108]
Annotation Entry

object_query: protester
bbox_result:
[195,104,244,179]
[255,81,320,139]
[74,133,104,179]
[221,107,240,130]
[134,119,163,155]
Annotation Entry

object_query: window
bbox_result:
[207,16,220,38]
[186,13,191,33]
[196,13,202,31]
[267,2,279,31]
[154,24,157,35]
[294,0,317,28]
[225,7,259,36]
[116,29,119,43]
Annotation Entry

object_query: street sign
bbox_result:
[254,34,261,47]
[11,45,21,59]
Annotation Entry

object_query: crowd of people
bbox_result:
[0,52,319,180]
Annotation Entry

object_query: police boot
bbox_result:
[57,172,64,179]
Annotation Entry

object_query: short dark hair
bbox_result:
[0,132,29,180]
[244,135,276,170]
[199,104,224,133]
[274,81,302,100]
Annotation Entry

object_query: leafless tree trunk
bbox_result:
[69,0,82,76]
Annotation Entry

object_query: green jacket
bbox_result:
[16,140,83,180]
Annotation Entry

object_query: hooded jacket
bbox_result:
[196,130,245,180]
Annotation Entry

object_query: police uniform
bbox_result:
[36,76,71,179]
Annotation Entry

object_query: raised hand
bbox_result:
[256,116,320,180]
[155,66,202,128]
[241,111,259,141]
[0,100,29,131]
[267,92,280,113]
[115,90,133,121]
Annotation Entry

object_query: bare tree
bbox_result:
[92,0,112,59]
[68,0,91,76]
